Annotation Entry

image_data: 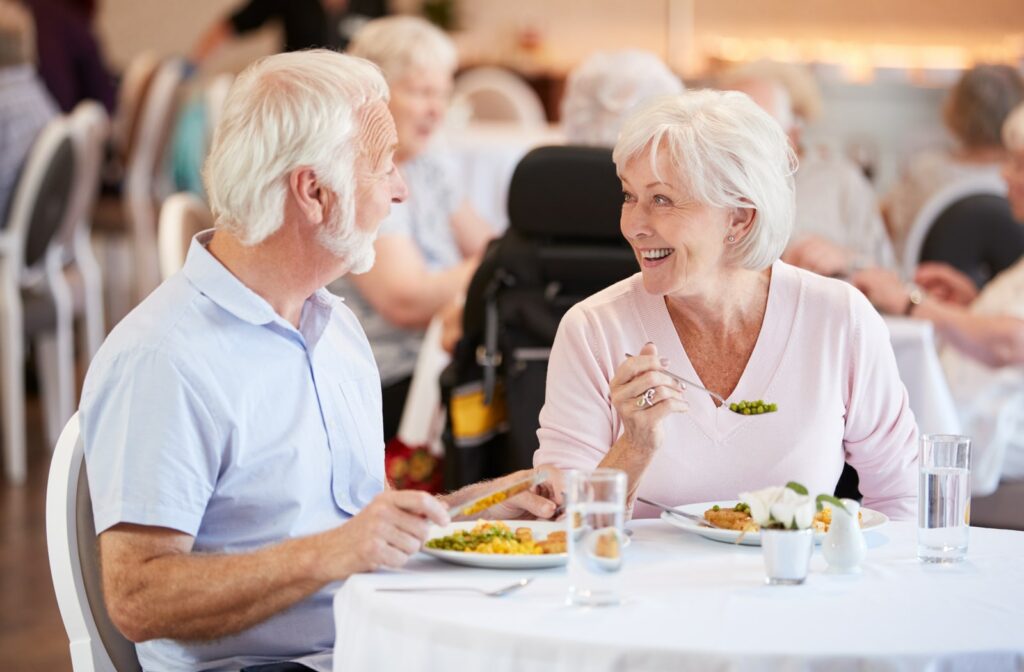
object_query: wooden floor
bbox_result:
[1,399,73,671]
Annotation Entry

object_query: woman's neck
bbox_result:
[664,266,772,335]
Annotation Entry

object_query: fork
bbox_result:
[375,578,533,597]
[624,352,727,405]
[638,496,724,529]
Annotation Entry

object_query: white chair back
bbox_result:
[452,67,547,129]
[46,413,142,672]
[124,57,185,300]
[111,52,160,162]
[900,174,1007,279]
[157,193,211,279]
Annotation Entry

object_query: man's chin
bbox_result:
[346,251,376,275]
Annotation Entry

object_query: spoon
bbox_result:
[624,352,727,405]
[376,578,533,597]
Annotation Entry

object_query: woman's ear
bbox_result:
[288,167,327,224]
[727,207,756,243]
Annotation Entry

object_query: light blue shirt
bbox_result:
[80,232,385,672]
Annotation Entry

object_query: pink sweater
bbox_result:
[535,261,918,521]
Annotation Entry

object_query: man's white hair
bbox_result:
[1002,101,1024,152]
[613,90,797,271]
[203,50,388,247]
[562,50,684,147]
[347,16,457,83]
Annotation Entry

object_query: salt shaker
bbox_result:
[822,498,866,573]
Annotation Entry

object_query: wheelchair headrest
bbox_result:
[507,145,623,241]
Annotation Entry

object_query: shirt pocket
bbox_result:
[332,377,386,513]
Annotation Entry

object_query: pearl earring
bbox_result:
[727,235,736,243]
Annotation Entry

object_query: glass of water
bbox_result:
[918,434,971,563]
[565,468,626,606]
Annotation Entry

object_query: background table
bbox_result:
[884,316,962,436]
[334,519,1024,672]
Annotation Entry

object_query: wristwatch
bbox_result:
[903,285,924,316]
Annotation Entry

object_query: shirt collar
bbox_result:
[183,230,332,328]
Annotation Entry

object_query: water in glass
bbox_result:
[567,501,625,606]
[918,465,970,562]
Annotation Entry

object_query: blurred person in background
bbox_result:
[561,49,683,147]
[332,16,493,441]
[22,0,116,112]
[0,0,57,219]
[721,62,896,277]
[855,102,1024,498]
[190,0,387,66]
[884,64,1024,259]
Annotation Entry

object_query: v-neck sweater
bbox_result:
[535,261,918,521]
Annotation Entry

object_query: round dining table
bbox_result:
[333,519,1024,671]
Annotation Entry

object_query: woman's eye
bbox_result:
[622,191,636,204]
[653,194,671,206]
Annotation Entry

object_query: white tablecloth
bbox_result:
[438,122,565,233]
[884,316,962,436]
[333,520,1024,671]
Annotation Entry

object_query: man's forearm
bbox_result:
[103,532,332,643]
[917,301,1024,367]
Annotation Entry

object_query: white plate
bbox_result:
[422,520,568,569]
[660,500,889,547]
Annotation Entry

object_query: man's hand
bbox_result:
[314,490,450,580]
[487,465,566,520]
[914,262,978,307]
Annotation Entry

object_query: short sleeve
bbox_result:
[228,0,280,35]
[535,305,616,471]
[842,292,919,520]
[80,348,221,536]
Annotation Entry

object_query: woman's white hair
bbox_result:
[1002,101,1024,152]
[347,16,457,82]
[613,90,797,270]
[562,50,684,147]
[203,50,388,246]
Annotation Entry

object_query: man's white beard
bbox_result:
[317,204,377,274]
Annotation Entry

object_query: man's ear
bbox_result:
[289,167,327,224]
[728,207,756,243]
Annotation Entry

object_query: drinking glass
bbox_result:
[761,528,814,585]
[918,434,971,563]
[565,469,626,606]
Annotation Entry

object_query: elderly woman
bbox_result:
[561,50,683,147]
[534,91,918,520]
[333,16,493,438]
[855,102,1024,497]
[885,64,1024,259]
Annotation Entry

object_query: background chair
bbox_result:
[65,101,110,363]
[900,174,1007,280]
[157,192,211,280]
[46,413,141,672]
[451,67,547,129]
[203,72,234,144]
[1,117,78,483]
[441,145,636,487]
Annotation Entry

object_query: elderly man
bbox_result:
[0,1,58,219]
[723,74,896,277]
[80,50,557,672]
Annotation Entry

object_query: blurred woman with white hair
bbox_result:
[535,91,918,520]
[855,102,1024,497]
[333,16,493,439]
[561,49,683,147]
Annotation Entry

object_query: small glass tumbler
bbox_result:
[918,434,971,563]
[565,469,627,606]
[761,528,814,585]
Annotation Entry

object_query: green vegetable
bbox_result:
[712,504,721,511]
[730,399,778,415]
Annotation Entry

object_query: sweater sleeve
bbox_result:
[534,304,617,472]
[844,291,919,520]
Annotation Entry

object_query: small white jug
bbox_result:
[822,498,866,573]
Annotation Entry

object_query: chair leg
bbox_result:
[36,333,62,449]
[0,264,26,484]
[44,250,77,451]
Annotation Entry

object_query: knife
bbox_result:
[638,496,723,529]
[447,471,548,519]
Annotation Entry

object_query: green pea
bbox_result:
[712,504,721,511]
[742,408,751,415]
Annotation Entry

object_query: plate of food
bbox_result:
[660,500,889,547]
[422,520,569,569]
